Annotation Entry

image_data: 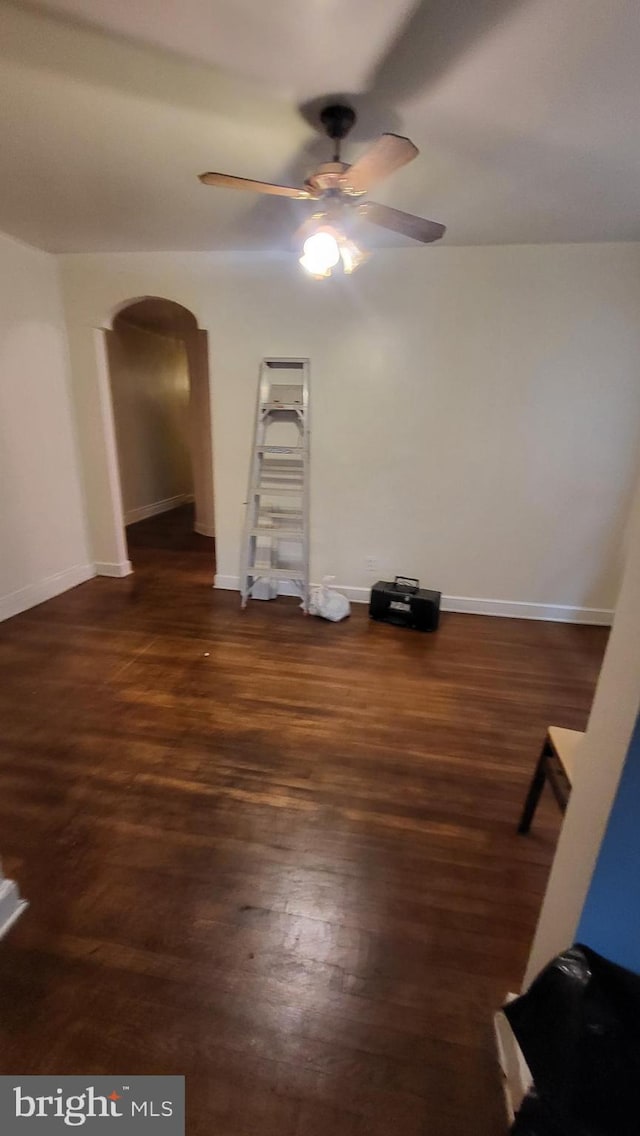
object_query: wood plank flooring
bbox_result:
[0,506,607,1134]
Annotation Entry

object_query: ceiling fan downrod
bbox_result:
[319,103,356,162]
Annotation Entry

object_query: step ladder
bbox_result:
[240,358,310,610]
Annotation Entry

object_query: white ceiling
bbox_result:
[1,0,640,251]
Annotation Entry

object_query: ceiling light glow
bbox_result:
[299,225,367,279]
[300,230,340,276]
[298,255,331,279]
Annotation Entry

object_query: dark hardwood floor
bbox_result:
[0,506,607,1134]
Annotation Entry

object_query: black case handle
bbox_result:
[394,576,419,593]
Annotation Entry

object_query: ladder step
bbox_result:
[262,455,303,462]
[250,526,304,537]
[256,445,304,454]
[259,479,304,488]
[258,507,302,516]
[260,469,303,479]
[248,568,306,580]
[261,460,304,470]
[260,468,302,477]
[255,486,303,496]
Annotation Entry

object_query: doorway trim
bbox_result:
[93,295,214,578]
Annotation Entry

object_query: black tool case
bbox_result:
[369,577,441,632]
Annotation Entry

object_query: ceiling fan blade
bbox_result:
[199,172,310,200]
[341,134,418,195]
[358,202,446,244]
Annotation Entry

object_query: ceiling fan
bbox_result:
[199,104,446,278]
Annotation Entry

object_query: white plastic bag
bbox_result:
[308,575,351,622]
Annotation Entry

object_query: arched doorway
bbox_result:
[105,297,214,575]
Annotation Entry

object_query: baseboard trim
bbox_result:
[95,560,133,578]
[0,563,96,623]
[214,575,240,591]
[125,494,193,526]
[442,594,613,625]
[213,576,613,625]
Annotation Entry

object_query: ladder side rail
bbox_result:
[239,370,270,606]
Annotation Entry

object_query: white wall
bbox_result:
[185,327,215,539]
[0,231,92,621]
[108,320,193,524]
[523,475,640,985]
[58,243,640,619]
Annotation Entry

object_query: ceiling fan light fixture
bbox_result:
[299,229,340,277]
[298,224,367,279]
[339,238,368,275]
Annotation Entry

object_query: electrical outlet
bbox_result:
[366,556,377,572]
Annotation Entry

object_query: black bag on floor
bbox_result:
[504,944,640,1136]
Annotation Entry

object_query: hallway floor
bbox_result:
[0,509,607,1134]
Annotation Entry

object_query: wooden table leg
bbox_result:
[517,740,550,834]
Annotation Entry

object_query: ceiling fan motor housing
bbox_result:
[319,104,357,141]
[305,161,349,196]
